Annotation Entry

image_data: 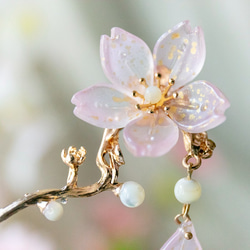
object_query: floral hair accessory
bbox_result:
[0,21,229,250]
[72,20,229,157]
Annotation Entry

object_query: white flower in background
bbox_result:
[0,0,92,192]
[0,0,92,85]
[0,223,56,250]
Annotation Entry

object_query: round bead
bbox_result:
[144,86,162,104]
[43,201,63,221]
[174,177,201,204]
[119,181,145,208]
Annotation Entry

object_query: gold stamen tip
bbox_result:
[184,232,193,240]
[173,92,178,98]
[164,106,170,112]
[139,78,148,87]
[169,78,175,85]
[155,73,161,79]
[132,90,137,97]
[148,110,154,114]
[139,78,146,84]
[135,104,141,110]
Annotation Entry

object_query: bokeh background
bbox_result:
[0,0,249,249]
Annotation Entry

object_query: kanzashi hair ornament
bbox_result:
[0,21,229,249]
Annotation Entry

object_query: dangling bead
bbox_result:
[174,177,201,204]
[160,220,202,250]
[118,181,145,208]
[43,201,64,221]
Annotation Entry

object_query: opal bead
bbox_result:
[174,177,201,204]
[144,86,162,104]
[43,201,64,221]
[119,181,145,208]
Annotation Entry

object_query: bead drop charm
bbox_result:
[160,220,202,250]
[174,177,201,204]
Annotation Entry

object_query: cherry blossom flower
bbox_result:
[72,21,229,157]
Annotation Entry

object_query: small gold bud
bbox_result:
[184,232,193,240]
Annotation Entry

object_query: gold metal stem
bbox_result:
[139,78,148,88]
[135,103,155,111]
[162,78,175,96]
[132,90,144,100]
[154,73,162,88]
[0,128,124,223]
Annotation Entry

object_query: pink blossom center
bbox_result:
[132,73,178,114]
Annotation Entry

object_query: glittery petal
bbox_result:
[72,84,140,129]
[123,112,179,157]
[160,221,202,250]
[100,27,154,93]
[168,81,230,133]
[153,21,205,90]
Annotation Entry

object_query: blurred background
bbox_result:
[0,0,249,249]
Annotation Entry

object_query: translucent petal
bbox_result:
[123,112,179,157]
[72,84,140,129]
[153,21,205,90]
[160,221,202,250]
[100,27,154,93]
[168,81,230,133]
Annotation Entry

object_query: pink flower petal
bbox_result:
[160,221,202,250]
[168,81,230,133]
[72,84,140,129]
[153,21,205,90]
[123,112,179,157]
[100,27,154,93]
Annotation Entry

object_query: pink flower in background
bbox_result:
[72,21,229,157]
[89,194,153,239]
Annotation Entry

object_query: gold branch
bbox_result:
[0,128,124,223]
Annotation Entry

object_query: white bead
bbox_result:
[119,181,145,208]
[43,201,63,221]
[144,86,162,104]
[174,177,201,204]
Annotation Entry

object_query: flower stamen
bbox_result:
[139,78,148,88]
[132,90,145,100]
[134,77,177,112]
[154,73,162,88]
[162,78,175,98]
[136,103,155,111]
[155,78,176,107]
[163,92,178,103]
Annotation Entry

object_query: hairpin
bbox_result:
[0,21,229,249]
